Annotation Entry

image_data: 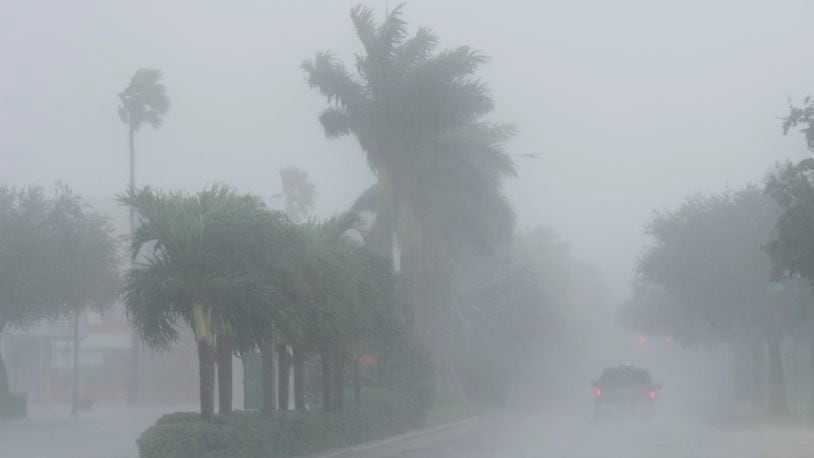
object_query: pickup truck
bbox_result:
[591,365,661,420]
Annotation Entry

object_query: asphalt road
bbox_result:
[3,404,814,458]
[333,410,814,458]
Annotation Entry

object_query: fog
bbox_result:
[3,1,814,457]
[5,0,814,300]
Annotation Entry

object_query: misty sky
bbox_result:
[2,0,813,302]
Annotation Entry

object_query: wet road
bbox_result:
[336,411,814,458]
[0,403,176,458]
[4,404,814,458]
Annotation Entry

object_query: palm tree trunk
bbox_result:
[766,333,788,415]
[127,122,141,407]
[0,320,10,400]
[260,334,276,416]
[278,346,290,411]
[216,334,233,414]
[332,335,344,413]
[197,340,216,420]
[320,346,332,412]
[293,346,305,411]
[71,309,80,417]
[371,172,396,266]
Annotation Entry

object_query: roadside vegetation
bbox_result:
[623,97,814,420]
[7,3,814,458]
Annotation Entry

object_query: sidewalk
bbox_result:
[0,402,186,458]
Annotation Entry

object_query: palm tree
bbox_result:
[118,68,169,405]
[271,166,316,410]
[120,186,275,419]
[303,5,515,384]
[274,167,316,224]
[294,213,396,413]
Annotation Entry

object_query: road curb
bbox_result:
[305,415,486,458]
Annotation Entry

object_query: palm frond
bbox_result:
[318,108,353,138]
[302,53,368,114]
[118,68,169,131]
[350,5,378,56]
[393,27,439,73]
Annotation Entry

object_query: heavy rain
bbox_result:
[2,1,814,457]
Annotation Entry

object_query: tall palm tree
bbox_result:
[118,68,169,405]
[303,5,515,381]
[118,68,170,196]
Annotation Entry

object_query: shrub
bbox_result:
[138,420,238,458]
[155,411,201,425]
[0,393,27,418]
[138,388,430,458]
[376,340,436,414]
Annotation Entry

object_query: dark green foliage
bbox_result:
[155,411,202,425]
[772,95,814,283]
[122,184,430,419]
[0,185,119,399]
[138,421,236,458]
[118,68,170,131]
[630,187,799,345]
[0,186,66,330]
[138,389,427,458]
[304,6,517,378]
[766,160,814,283]
[0,392,27,418]
[376,338,435,414]
[626,186,810,415]
[119,185,290,350]
[0,185,117,330]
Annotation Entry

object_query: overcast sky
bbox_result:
[2,0,813,302]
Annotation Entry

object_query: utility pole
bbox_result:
[71,309,80,417]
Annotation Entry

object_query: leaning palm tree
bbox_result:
[118,68,170,199]
[118,68,169,404]
[303,5,516,380]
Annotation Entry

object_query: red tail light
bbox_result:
[649,391,657,399]
[595,388,602,397]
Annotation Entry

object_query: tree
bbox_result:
[274,167,316,224]
[782,96,814,150]
[118,68,170,405]
[0,186,65,400]
[629,187,800,414]
[271,166,315,409]
[46,187,119,417]
[0,186,118,411]
[766,161,814,280]
[303,5,515,388]
[279,212,417,413]
[120,185,279,419]
[453,227,606,405]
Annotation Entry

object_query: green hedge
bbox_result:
[138,389,427,458]
[0,393,27,418]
